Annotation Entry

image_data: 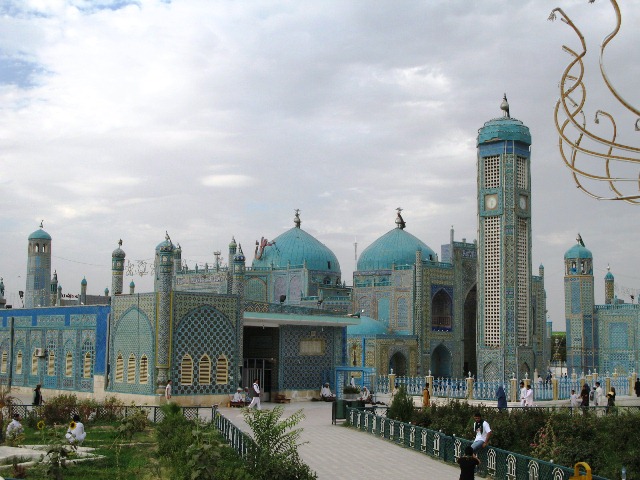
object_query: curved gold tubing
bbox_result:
[550,1,640,203]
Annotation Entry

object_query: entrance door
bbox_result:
[388,352,407,376]
[431,344,452,378]
[242,358,272,402]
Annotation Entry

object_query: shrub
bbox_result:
[97,395,125,422]
[42,394,78,425]
[117,407,149,441]
[387,385,415,423]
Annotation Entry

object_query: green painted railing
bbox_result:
[213,409,255,459]
[346,407,609,480]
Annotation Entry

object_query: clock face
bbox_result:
[519,195,527,210]
[485,194,498,210]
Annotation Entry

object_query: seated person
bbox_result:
[320,383,336,401]
[360,386,371,403]
[65,414,86,445]
[232,388,244,404]
[244,387,252,404]
[6,413,23,437]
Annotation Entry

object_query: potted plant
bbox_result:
[342,385,360,400]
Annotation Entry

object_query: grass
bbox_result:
[7,424,164,480]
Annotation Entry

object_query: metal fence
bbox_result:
[346,407,608,480]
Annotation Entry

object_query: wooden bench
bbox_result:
[275,394,291,404]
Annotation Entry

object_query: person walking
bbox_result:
[635,378,640,397]
[249,378,261,410]
[496,385,507,411]
[569,389,581,411]
[165,379,172,401]
[594,381,604,407]
[33,384,43,406]
[580,384,590,414]
[422,384,431,408]
[519,381,527,407]
[524,385,534,407]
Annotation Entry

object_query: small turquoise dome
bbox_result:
[130,280,135,287]
[564,244,592,260]
[347,316,388,335]
[477,117,531,146]
[605,271,614,281]
[252,227,340,272]
[81,277,87,286]
[112,240,125,259]
[29,228,51,241]
[156,233,174,253]
[357,227,435,271]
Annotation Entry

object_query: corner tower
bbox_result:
[111,240,126,296]
[25,222,52,308]
[564,236,596,374]
[476,96,533,381]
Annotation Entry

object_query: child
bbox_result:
[458,445,480,479]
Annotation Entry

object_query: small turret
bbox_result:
[129,280,135,295]
[604,265,614,305]
[80,277,87,305]
[111,239,126,296]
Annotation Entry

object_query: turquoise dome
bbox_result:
[477,117,531,146]
[347,315,388,335]
[251,227,340,272]
[564,244,592,260]
[29,228,51,241]
[81,277,87,286]
[129,280,135,287]
[605,271,614,280]
[357,227,435,271]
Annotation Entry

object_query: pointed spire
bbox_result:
[395,207,406,230]
[40,220,44,229]
[294,209,301,228]
[500,93,510,118]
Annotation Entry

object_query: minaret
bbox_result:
[25,221,52,308]
[56,284,62,306]
[129,280,135,295]
[564,235,595,374]
[50,271,58,306]
[604,265,614,305]
[111,240,126,296]
[80,277,87,305]
[476,96,533,381]
[173,243,182,274]
[155,232,174,393]
[227,237,237,294]
[231,244,246,296]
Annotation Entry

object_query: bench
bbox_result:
[275,394,291,404]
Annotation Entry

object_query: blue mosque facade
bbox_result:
[564,239,640,376]
[0,102,565,404]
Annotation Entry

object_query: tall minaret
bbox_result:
[25,221,52,308]
[231,244,246,296]
[476,96,533,381]
[564,236,596,374]
[227,237,237,294]
[155,232,174,393]
[111,240,126,296]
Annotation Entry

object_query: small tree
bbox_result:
[387,385,415,423]
[242,406,317,480]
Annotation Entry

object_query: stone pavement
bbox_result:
[219,401,461,479]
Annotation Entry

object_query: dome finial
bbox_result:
[395,207,406,230]
[294,209,301,228]
[500,93,510,118]
[607,263,610,272]
[576,233,585,247]
[118,239,123,247]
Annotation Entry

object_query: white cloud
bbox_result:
[201,174,256,188]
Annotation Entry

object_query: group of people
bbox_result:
[570,381,616,413]
[519,382,535,407]
[320,383,372,403]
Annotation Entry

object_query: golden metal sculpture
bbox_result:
[549,0,640,203]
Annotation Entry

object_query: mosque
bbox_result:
[564,239,640,376]
[0,101,559,405]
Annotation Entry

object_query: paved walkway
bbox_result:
[219,401,461,479]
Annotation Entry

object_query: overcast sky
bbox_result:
[0,0,639,331]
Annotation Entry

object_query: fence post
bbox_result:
[466,376,474,400]
[552,377,558,400]
[389,373,396,393]
[510,376,518,402]
[426,374,434,398]
[629,372,636,396]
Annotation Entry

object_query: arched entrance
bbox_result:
[431,344,452,378]
[463,285,477,377]
[388,352,407,376]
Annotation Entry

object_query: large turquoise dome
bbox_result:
[347,316,388,335]
[564,243,592,260]
[357,226,435,271]
[28,228,51,241]
[252,213,340,272]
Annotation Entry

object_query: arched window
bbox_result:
[180,354,193,385]
[115,353,124,383]
[216,355,228,385]
[1,351,7,373]
[83,352,92,378]
[42,244,47,253]
[15,351,22,375]
[47,351,55,376]
[431,289,452,330]
[139,355,148,384]
[199,355,211,385]
[65,352,73,377]
[34,244,40,253]
[127,354,136,383]
[31,351,38,376]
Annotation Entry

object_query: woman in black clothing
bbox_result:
[33,384,42,406]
